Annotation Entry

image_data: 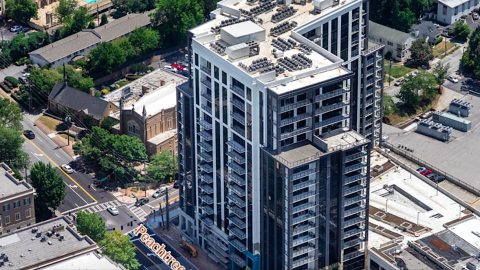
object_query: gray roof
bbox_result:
[29,12,152,64]
[434,0,467,8]
[0,217,97,269]
[369,21,412,45]
[0,163,33,200]
[411,21,440,40]
[49,83,110,120]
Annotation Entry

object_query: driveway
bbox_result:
[0,64,26,81]
[465,15,480,32]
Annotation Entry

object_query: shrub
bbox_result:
[139,186,147,191]
[448,29,455,36]
[434,37,443,45]
[19,84,26,91]
[129,64,154,74]
[385,51,392,60]
[461,15,467,19]
[101,89,109,95]
[4,76,19,87]
[9,164,23,181]
[0,82,11,93]
[88,22,96,29]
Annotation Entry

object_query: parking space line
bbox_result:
[471,198,480,206]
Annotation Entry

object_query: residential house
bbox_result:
[0,163,35,236]
[411,21,441,45]
[112,83,178,156]
[29,12,152,67]
[433,0,480,25]
[48,82,119,126]
[369,21,416,62]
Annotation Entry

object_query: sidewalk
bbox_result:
[32,115,76,157]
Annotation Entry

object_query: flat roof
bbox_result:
[435,0,469,8]
[435,111,471,124]
[0,163,33,200]
[42,251,126,270]
[221,21,264,38]
[0,217,97,269]
[321,129,367,149]
[274,141,324,167]
[124,84,177,118]
[147,129,177,145]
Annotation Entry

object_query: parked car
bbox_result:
[61,164,74,174]
[10,25,23,32]
[416,167,426,173]
[135,198,149,207]
[23,130,35,139]
[474,13,479,20]
[433,23,440,27]
[448,75,459,83]
[433,175,446,183]
[15,57,29,66]
[152,190,164,198]
[107,206,119,215]
[394,78,404,86]
[420,170,433,176]
[19,27,31,33]
[427,174,438,180]
[18,76,28,84]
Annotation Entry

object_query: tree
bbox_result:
[111,0,155,18]
[6,0,38,24]
[415,70,438,101]
[0,99,23,131]
[128,27,160,55]
[118,39,137,60]
[150,0,203,47]
[57,6,94,39]
[409,39,433,67]
[76,211,106,242]
[100,13,108,26]
[382,93,397,116]
[462,27,480,79]
[454,21,471,41]
[147,151,177,182]
[88,42,126,74]
[199,0,220,18]
[396,75,420,107]
[28,67,63,106]
[30,162,66,211]
[0,126,29,168]
[101,117,118,133]
[99,230,140,270]
[54,0,78,23]
[432,62,450,87]
[369,0,431,33]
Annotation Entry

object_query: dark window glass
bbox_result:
[222,71,227,85]
[194,53,199,66]
[214,66,219,80]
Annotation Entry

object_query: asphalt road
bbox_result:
[21,115,117,213]
[130,225,197,270]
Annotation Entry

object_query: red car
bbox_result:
[421,170,433,176]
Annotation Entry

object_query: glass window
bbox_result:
[247,87,252,101]
[222,71,227,85]
[5,216,10,224]
[3,204,10,211]
[387,41,393,46]
[195,69,199,105]
[13,201,20,208]
[443,4,447,15]
[15,213,21,221]
[195,53,199,66]
[214,66,219,80]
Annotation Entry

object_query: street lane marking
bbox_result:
[25,138,97,203]
[131,241,163,270]
[55,153,60,158]
[471,198,480,206]
[61,201,97,214]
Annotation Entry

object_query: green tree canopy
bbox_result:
[100,13,108,26]
[7,31,50,60]
[0,99,23,131]
[54,0,78,23]
[396,74,420,107]
[147,151,177,182]
[382,93,397,116]
[432,62,450,87]
[111,0,156,17]
[150,0,203,47]
[128,27,160,55]
[454,21,471,41]
[57,6,94,39]
[396,70,438,107]
[76,211,106,242]
[461,27,480,79]
[6,0,38,24]
[0,126,29,168]
[370,0,432,33]
[30,162,66,210]
[409,39,434,67]
[99,230,140,270]
[88,42,126,74]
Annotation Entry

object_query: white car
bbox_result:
[474,13,479,20]
[448,75,459,83]
[10,25,23,32]
[107,206,119,215]
[152,190,163,198]
[61,164,74,174]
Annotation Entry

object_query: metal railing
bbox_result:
[228,182,246,197]
[228,205,246,218]
[200,65,211,74]
[230,111,246,124]
[315,101,349,114]
[201,216,214,226]
[344,185,365,195]
[344,195,365,206]
[199,152,213,162]
[231,98,245,112]
[230,239,246,252]
[200,184,214,194]
[344,251,364,261]
[280,99,311,113]
[230,84,244,97]
[201,104,212,114]
[198,141,213,151]
[201,205,214,215]
[228,215,246,229]
[292,256,315,268]
[293,180,316,191]
[228,162,246,175]
[344,227,364,238]
[227,194,246,208]
[343,238,364,249]
[200,163,213,173]
[198,131,212,141]
[315,88,349,101]
[227,150,246,164]
[201,79,212,88]
[229,173,246,186]
[201,194,214,204]
[293,191,316,202]
[280,113,311,126]
[293,169,316,180]
[198,119,212,130]
[227,140,245,153]
[200,173,213,184]
[231,124,244,136]
[343,216,365,227]
[229,225,247,239]
[315,114,349,128]
[280,126,311,140]
[292,202,315,214]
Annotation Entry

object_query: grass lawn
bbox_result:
[386,95,440,126]
[384,60,414,78]
[433,41,455,57]
[384,74,395,83]
[38,116,64,131]
[117,80,129,87]
[59,133,76,142]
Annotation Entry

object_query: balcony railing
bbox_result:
[230,239,246,252]
[231,111,246,125]
[344,227,364,238]
[315,101,349,115]
[229,173,246,186]
[343,237,364,249]
[227,140,245,153]
[292,191,316,203]
[198,119,213,130]
[231,124,244,136]
[292,246,315,258]
[280,99,310,113]
[229,226,247,239]
[315,114,349,128]
[201,91,211,100]
[200,184,214,194]
[281,126,311,140]
[292,256,315,268]
[280,113,311,126]
[227,151,245,164]
[230,253,246,268]
[344,251,364,261]
[229,183,246,197]
[201,194,214,205]
[293,169,316,180]
[201,205,214,215]
[344,185,365,195]
[231,98,245,112]
[344,205,365,218]
[198,141,213,152]
[344,216,365,228]
[315,88,348,101]
[228,194,246,208]
[199,152,213,162]
[344,173,365,185]
[293,180,316,191]
[292,202,315,214]
[230,85,244,97]
[228,162,246,175]
[292,235,315,247]
[200,65,211,74]
[344,195,366,206]
[201,104,212,114]
[201,216,214,226]
[200,173,213,184]
[345,151,367,162]
[200,163,213,173]
[293,224,315,237]
[228,205,246,218]
[201,79,212,88]
[345,162,366,173]
[228,216,246,229]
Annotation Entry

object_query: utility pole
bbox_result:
[64,116,72,145]
[165,187,169,230]
[28,84,32,112]
[159,202,165,228]
[388,60,392,86]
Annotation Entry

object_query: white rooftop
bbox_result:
[148,128,177,145]
[0,163,33,200]
[41,251,126,270]
[124,83,177,118]
[221,20,264,39]
[435,0,470,8]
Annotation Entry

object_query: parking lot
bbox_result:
[382,93,480,191]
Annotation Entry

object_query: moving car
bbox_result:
[10,25,23,32]
[135,198,149,207]
[474,13,479,20]
[416,167,426,173]
[394,78,404,86]
[23,130,35,139]
[448,75,459,83]
[61,164,74,174]
[107,206,119,215]
[152,190,164,198]
[173,182,179,188]
[420,170,433,176]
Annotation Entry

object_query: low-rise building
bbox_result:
[433,0,480,25]
[0,163,35,236]
[411,20,441,45]
[369,21,416,62]
[48,82,119,126]
[28,12,151,67]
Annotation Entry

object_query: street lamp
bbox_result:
[64,116,72,145]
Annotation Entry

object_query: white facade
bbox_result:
[435,0,480,24]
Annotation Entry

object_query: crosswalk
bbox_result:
[126,203,149,221]
[66,200,123,220]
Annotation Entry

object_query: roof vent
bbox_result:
[48,241,52,245]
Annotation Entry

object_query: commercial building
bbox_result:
[176,0,384,269]
[0,163,35,236]
[433,0,480,25]
[29,12,152,67]
[0,216,99,269]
